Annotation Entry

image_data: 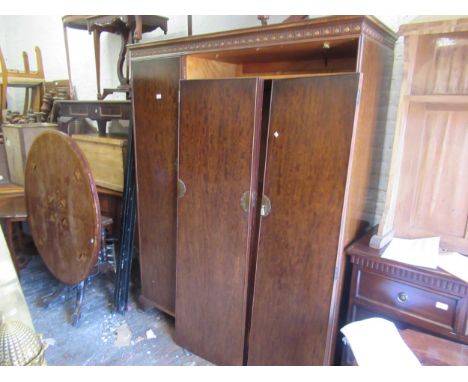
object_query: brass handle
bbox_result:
[397,292,408,303]
[177,178,186,198]
[240,191,250,213]
[240,192,271,216]
[261,195,271,217]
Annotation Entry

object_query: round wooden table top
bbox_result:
[25,131,102,285]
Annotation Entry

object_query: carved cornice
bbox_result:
[130,17,396,59]
[351,254,468,296]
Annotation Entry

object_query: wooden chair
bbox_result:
[0,46,45,120]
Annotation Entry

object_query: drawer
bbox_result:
[356,271,458,331]
[99,105,123,118]
[65,104,89,117]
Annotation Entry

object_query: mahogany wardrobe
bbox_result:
[129,16,396,365]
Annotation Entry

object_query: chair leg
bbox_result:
[23,88,30,115]
[31,86,41,113]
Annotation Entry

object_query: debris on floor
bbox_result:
[146,328,157,340]
[20,255,212,365]
[42,338,56,346]
[114,323,132,348]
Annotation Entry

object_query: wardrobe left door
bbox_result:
[176,78,264,365]
[132,56,181,316]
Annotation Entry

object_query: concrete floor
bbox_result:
[18,246,211,366]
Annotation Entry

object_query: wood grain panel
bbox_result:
[247,75,359,365]
[131,57,180,315]
[185,56,242,79]
[72,135,127,192]
[345,36,395,246]
[412,33,468,95]
[395,103,468,253]
[176,78,264,365]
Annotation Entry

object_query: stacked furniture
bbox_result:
[0,46,45,119]
[129,16,396,365]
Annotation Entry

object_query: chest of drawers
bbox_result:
[346,231,468,345]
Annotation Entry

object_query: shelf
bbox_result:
[407,95,468,104]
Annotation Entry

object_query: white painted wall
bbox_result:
[0,15,288,106]
[0,15,419,225]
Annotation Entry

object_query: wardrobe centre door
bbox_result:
[176,78,264,365]
[248,74,361,365]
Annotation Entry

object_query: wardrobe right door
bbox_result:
[248,74,360,365]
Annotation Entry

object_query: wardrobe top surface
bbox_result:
[128,15,396,56]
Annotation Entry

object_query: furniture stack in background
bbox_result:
[0,46,45,122]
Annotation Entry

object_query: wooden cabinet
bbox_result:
[129,16,396,365]
[346,231,468,349]
[371,17,468,253]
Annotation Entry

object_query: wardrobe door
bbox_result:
[176,78,264,365]
[132,57,180,315]
[248,74,360,365]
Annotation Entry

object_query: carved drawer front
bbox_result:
[356,270,458,331]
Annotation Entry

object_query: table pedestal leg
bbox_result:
[71,280,86,326]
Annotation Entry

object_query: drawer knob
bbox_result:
[397,292,409,303]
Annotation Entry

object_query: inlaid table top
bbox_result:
[25,131,102,285]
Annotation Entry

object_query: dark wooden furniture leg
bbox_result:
[117,28,130,87]
[71,280,86,326]
[97,119,108,137]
